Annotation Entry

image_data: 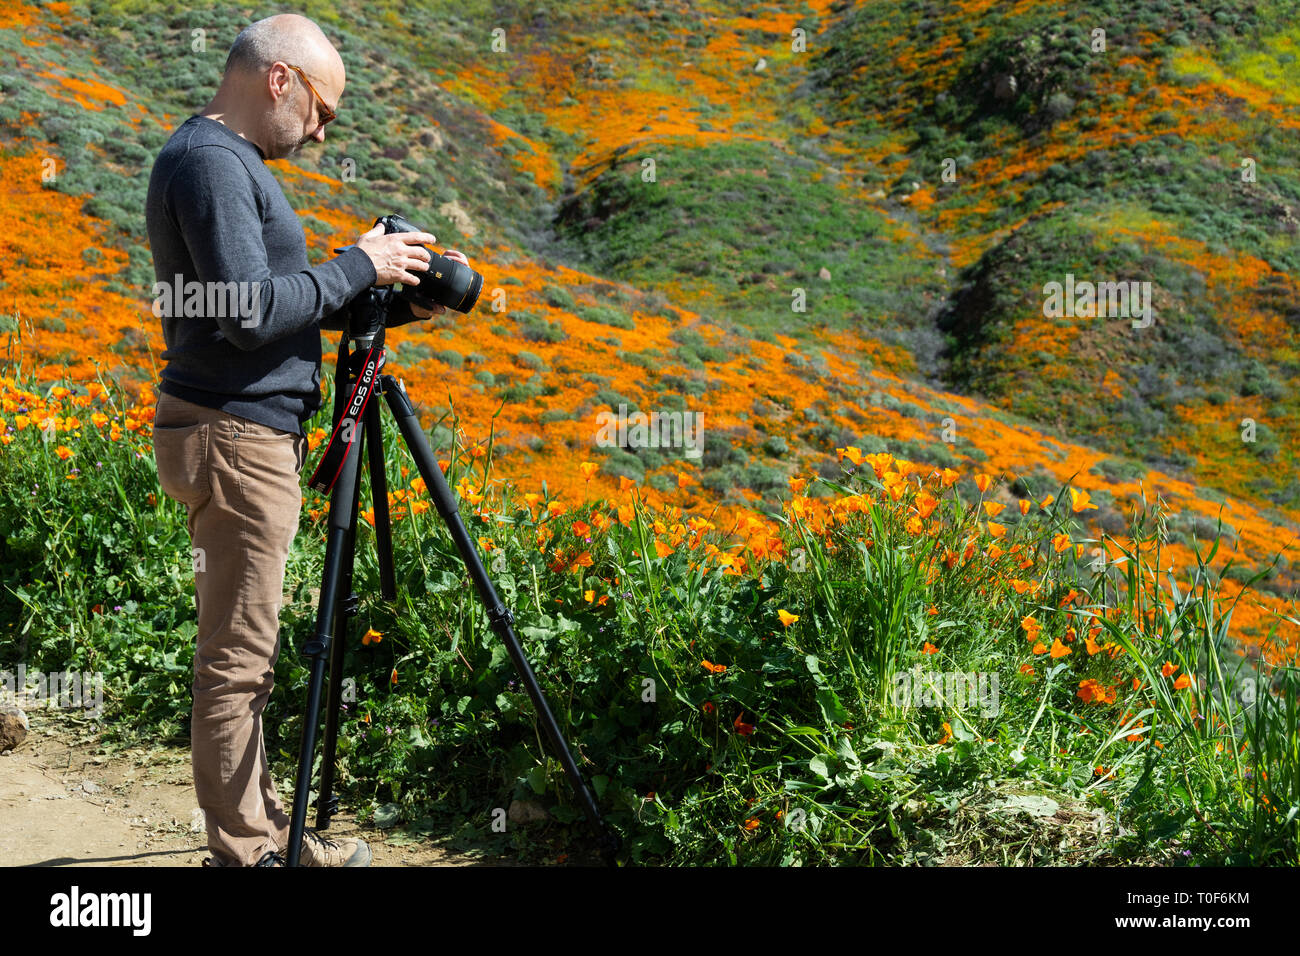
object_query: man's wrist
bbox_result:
[334,243,377,293]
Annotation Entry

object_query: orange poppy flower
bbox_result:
[1069,488,1098,513]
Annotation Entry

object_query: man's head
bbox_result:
[217,13,344,160]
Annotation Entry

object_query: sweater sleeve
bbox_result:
[165,145,377,351]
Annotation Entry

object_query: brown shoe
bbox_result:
[298,829,371,867]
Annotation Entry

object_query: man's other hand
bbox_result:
[409,250,471,318]
[356,223,437,287]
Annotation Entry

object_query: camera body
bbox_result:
[337,213,483,339]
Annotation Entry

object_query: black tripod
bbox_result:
[285,312,621,867]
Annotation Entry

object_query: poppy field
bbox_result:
[1,0,1298,864]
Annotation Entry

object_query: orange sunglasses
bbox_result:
[285,63,336,127]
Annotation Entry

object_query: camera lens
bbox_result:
[379,213,483,314]
[410,252,483,313]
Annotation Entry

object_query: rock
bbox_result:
[438,199,477,238]
[0,704,28,752]
[818,266,832,281]
[418,126,445,151]
[80,779,101,794]
[994,74,1018,101]
[754,57,767,72]
[507,799,549,824]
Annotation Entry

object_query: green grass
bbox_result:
[2,367,1296,865]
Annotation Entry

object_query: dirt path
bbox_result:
[1,706,514,867]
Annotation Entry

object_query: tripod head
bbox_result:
[341,287,391,347]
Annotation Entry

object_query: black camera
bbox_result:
[334,213,483,338]
[377,214,482,315]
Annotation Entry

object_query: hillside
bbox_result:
[1,0,1297,651]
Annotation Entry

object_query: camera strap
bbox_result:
[307,327,387,495]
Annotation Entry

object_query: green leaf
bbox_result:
[816,686,849,725]
[950,720,976,742]
[526,764,548,794]
[521,625,555,643]
[384,829,421,846]
[835,735,860,769]
[809,755,830,780]
[550,804,581,824]
[993,794,1060,818]
[804,654,824,681]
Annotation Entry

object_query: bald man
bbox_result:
[147,13,469,867]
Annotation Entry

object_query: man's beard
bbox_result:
[269,98,311,159]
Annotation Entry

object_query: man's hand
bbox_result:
[356,223,437,286]
[408,250,472,318]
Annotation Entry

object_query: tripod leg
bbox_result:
[316,597,349,831]
[287,406,367,866]
[312,476,358,832]
[366,394,397,601]
[317,395,374,832]
[380,376,622,865]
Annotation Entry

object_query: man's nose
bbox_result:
[312,125,326,143]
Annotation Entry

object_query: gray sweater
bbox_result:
[145,115,376,435]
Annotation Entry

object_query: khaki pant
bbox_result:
[152,391,308,866]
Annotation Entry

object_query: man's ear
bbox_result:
[267,62,292,103]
